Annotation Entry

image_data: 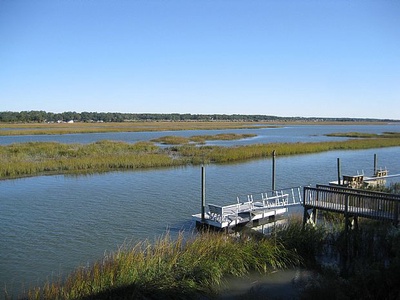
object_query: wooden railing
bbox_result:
[304,185,400,224]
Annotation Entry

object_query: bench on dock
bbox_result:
[207,193,290,224]
[193,187,303,229]
[208,203,241,223]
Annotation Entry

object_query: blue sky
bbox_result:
[0,0,399,119]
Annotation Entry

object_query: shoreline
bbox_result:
[0,120,397,136]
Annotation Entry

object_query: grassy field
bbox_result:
[326,131,400,138]
[0,121,279,136]
[151,133,257,145]
[0,120,394,136]
[1,135,400,179]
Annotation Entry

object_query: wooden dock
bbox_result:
[303,184,400,227]
[193,186,303,230]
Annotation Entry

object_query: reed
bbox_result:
[0,121,276,136]
[300,220,400,299]
[1,137,400,179]
[151,135,191,145]
[24,231,302,300]
[275,218,327,265]
[151,133,257,145]
[326,131,400,138]
[177,138,400,164]
[0,141,179,179]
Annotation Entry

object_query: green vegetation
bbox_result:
[326,131,400,138]
[0,121,277,136]
[1,136,400,179]
[151,133,257,145]
[23,231,302,300]
[23,210,400,299]
[0,141,182,179]
[300,220,400,299]
[176,137,400,164]
[1,110,396,124]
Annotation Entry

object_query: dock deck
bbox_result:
[193,186,303,229]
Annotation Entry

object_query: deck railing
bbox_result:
[236,186,303,207]
[304,185,400,223]
[206,186,303,225]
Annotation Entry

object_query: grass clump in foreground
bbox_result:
[21,212,400,299]
[24,231,303,300]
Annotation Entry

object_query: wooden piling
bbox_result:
[272,150,276,191]
[201,165,206,223]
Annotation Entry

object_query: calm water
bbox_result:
[1,124,400,145]
[1,125,400,296]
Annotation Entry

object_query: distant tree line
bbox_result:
[0,110,396,123]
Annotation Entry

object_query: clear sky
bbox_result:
[0,0,399,119]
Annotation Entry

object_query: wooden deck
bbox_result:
[193,186,303,229]
[303,185,400,226]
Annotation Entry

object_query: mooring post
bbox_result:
[272,150,276,191]
[374,153,377,176]
[337,158,341,185]
[201,165,206,223]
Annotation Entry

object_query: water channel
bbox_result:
[1,124,399,296]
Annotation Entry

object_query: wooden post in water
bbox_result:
[374,153,377,176]
[337,158,341,185]
[272,150,276,191]
[201,165,206,223]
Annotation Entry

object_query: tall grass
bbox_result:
[177,138,400,164]
[0,141,179,179]
[151,133,257,145]
[0,122,277,136]
[21,215,400,299]
[299,220,400,300]
[24,231,302,300]
[326,131,400,138]
[1,137,400,179]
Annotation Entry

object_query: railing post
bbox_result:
[394,200,399,226]
[302,187,308,228]
[344,194,349,234]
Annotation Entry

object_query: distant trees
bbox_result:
[0,110,395,123]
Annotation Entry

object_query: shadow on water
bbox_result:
[216,269,314,300]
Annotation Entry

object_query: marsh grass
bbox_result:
[300,220,400,300]
[0,122,277,136]
[151,135,191,145]
[24,231,302,300]
[1,137,400,179]
[0,141,180,179]
[176,137,400,164]
[151,133,257,145]
[326,131,400,138]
